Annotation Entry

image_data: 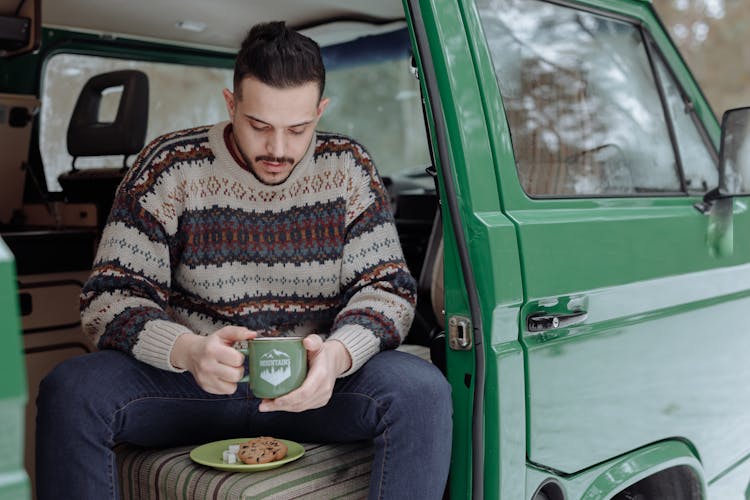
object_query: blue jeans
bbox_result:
[35,348,452,500]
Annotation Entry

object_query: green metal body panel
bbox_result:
[404,0,529,497]
[708,450,750,498]
[0,238,30,499]
[402,6,476,497]
[412,0,750,497]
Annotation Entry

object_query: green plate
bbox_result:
[189,438,305,472]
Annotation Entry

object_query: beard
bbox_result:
[234,139,296,186]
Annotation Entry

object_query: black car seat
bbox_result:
[58,69,149,231]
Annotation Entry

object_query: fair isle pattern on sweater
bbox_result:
[81,122,416,374]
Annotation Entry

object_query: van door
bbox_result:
[473,0,750,484]
[405,0,529,498]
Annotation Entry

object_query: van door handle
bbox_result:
[527,311,588,332]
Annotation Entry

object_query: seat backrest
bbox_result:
[59,70,149,229]
[66,69,149,165]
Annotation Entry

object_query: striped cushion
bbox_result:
[115,345,429,499]
[116,441,373,499]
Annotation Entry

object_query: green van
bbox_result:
[2,0,750,498]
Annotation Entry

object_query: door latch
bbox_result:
[448,315,473,350]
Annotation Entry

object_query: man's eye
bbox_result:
[251,124,269,132]
[289,128,305,136]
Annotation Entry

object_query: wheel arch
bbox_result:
[580,439,705,499]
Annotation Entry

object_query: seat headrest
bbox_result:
[66,70,149,158]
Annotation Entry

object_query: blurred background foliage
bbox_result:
[654,0,750,119]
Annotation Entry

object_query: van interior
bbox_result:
[0,0,448,497]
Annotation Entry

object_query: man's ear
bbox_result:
[317,97,330,118]
[222,88,236,117]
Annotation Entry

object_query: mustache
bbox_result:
[255,155,295,165]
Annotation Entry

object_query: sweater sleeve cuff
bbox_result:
[132,319,193,372]
[328,324,381,377]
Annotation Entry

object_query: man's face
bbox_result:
[223,77,329,185]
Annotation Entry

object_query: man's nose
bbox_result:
[266,131,285,157]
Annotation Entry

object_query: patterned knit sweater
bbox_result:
[81,122,416,375]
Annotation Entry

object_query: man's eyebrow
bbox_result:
[245,114,314,128]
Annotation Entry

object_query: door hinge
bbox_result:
[448,315,473,350]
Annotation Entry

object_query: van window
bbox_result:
[41,47,429,194]
[319,45,431,188]
[476,0,688,197]
[40,53,232,192]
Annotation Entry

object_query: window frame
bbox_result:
[475,0,719,200]
[643,31,719,193]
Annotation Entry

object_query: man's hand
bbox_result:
[171,326,256,394]
[258,335,352,413]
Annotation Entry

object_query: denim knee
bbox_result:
[371,352,453,430]
[405,363,451,417]
[37,351,131,427]
[37,354,98,419]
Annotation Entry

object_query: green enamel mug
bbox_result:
[240,337,307,399]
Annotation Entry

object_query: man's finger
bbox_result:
[258,399,279,412]
[216,363,245,383]
[215,344,245,367]
[303,334,323,353]
[258,384,307,412]
[199,377,237,395]
[216,326,257,343]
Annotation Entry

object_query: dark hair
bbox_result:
[234,21,325,99]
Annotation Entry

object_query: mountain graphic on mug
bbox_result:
[258,349,292,387]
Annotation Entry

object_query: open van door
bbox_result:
[407,0,750,497]
[405,0,527,498]
[472,0,750,493]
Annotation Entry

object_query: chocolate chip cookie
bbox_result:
[236,436,288,464]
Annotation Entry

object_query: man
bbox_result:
[36,21,452,499]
